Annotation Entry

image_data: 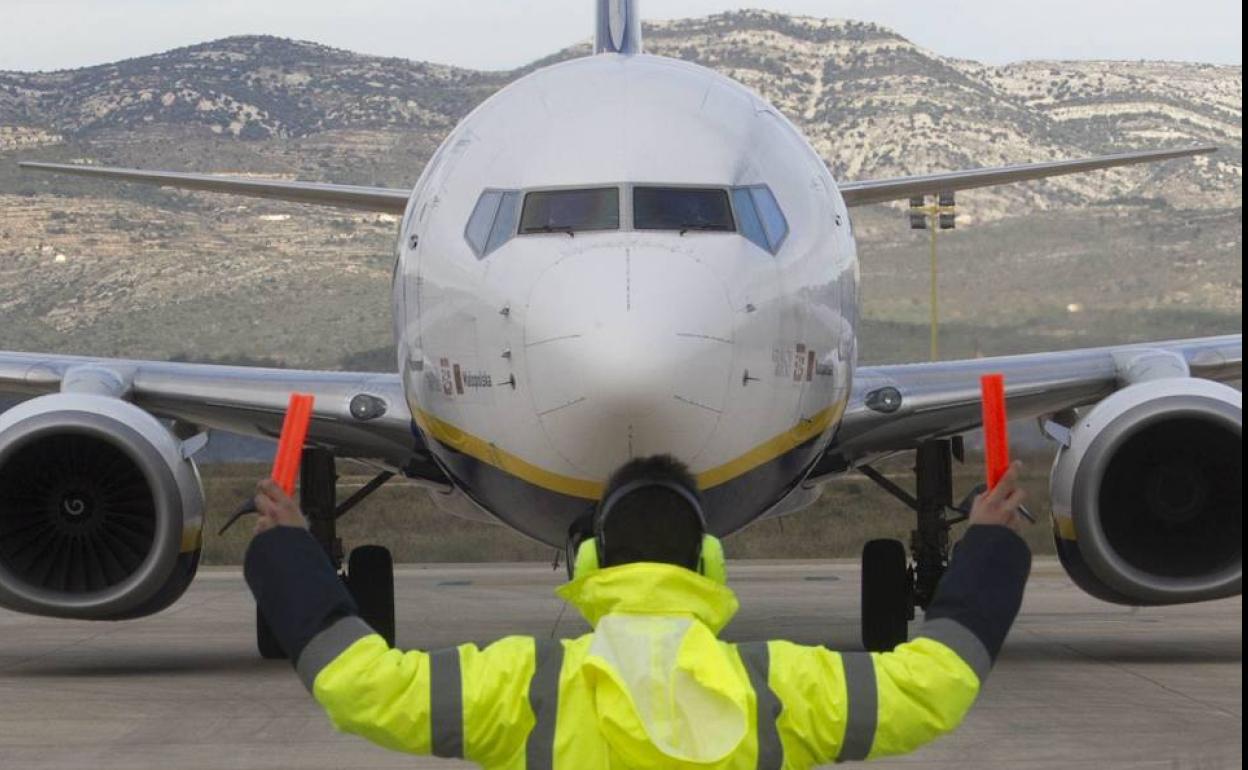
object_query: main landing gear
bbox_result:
[857,438,973,652]
[257,448,397,659]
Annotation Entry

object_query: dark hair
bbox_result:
[597,455,704,570]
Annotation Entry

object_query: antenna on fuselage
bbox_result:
[595,0,643,54]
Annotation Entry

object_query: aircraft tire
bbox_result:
[348,545,396,647]
[861,538,910,652]
[256,606,287,659]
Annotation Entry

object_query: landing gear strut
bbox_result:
[858,438,967,651]
[256,448,397,659]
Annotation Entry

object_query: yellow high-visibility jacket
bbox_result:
[288,558,1008,769]
[246,525,1028,769]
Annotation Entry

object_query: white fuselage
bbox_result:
[393,53,859,543]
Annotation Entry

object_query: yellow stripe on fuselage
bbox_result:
[696,399,847,489]
[413,408,604,499]
[412,396,848,500]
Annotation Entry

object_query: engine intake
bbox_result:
[1050,378,1241,605]
[0,394,204,619]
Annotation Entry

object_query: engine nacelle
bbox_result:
[1050,378,1241,605]
[0,393,205,619]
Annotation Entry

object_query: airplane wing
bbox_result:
[18,162,411,214]
[838,146,1216,207]
[829,334,1242,464]
[0,351,428,472]
[22,146,1213,213]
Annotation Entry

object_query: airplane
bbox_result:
[0,0,1240,655]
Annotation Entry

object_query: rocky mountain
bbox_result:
[0,35,497,139]
[0,11,1241,369]
[2,12,1239,207]
[645,14,1240,214]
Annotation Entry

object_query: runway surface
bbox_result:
[0,560,1240,769]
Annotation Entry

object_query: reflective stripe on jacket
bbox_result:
[307,622,984,768]
[245,525,1029,769]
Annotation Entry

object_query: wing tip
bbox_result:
[1117,144,1217,160]
[18,160,80,171]
[1159,144,1218,158]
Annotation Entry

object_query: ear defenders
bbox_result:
[565,478,727,584]
[570,534,726,583]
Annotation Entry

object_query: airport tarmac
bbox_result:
[0,560,1240,770]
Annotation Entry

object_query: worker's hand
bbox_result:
[253,479,309,535]
[968,461,1028,533]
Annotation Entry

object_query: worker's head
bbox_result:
[568,454,726,582]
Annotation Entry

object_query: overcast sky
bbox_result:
[1,0,1241,72]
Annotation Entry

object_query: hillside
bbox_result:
[0,10,1240,369]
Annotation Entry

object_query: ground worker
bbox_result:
[245,454,1032,768]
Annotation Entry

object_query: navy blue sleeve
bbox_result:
[243,526,359,662]
[924,524,1031,661]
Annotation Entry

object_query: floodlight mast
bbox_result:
[908,192,957,361]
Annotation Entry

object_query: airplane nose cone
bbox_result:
[523,247,735,479]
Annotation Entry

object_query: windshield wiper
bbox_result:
[526,225,575,238]
[679,224,731,236]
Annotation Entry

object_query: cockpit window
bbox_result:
[468,183,787,257]
[520,188,620,235]
[633,187,735,233]
[465,189,522,258]
[486,192,522,253]
[732,185,788,253]
[466,191,502,255]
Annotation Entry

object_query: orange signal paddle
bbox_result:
[271,393,315,496]
[980,374,1010,490]
[978,373,1033,523]
[217,392,315,534]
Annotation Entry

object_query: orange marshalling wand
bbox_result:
[980,374,1009,490]
[271,393,315,496]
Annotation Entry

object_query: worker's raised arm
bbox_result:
[243,510,540,762]
[243,524,436,754]
[309,628,541,762]
[766,469,1032,765]
[867,519,1031,759]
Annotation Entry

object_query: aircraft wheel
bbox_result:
[256,606,286,660]
[348,545,396,647]
[861,538,911,652]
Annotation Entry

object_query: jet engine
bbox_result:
[1050,378,1241,605]
[0,393,205,619]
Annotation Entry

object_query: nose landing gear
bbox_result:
[858,439,968,652]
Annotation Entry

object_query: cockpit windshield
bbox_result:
[471,183,786,256]
[633,187,734,232]
[520,188,620,234]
